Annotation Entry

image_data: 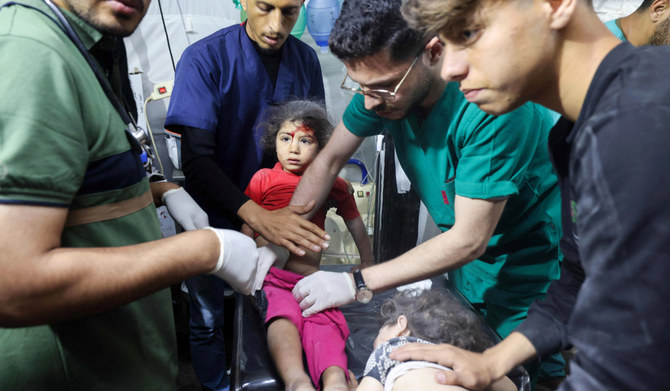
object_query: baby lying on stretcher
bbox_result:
[242,99,374,391]
[355,290,516,391]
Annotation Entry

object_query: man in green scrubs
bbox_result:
[289,0,564,384]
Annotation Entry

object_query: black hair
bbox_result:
[258,99,333,156]
[637,0,655,12]
[379,290,494,352]
[329,0,424,63]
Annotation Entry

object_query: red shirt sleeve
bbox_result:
[244,169,267,204]
[330,177,361,221]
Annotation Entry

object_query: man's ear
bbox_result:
[547,0,577,30]
[425,36,444,66]
[649,0,669,23]
[241,0,248,13]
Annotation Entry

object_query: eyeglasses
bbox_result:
[340,54,420,101]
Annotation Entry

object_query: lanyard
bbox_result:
[1,0,145,156]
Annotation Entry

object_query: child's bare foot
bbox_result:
[286,377,315,391]
[321,366,350,391]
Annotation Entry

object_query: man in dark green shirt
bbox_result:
[0,0,313,388]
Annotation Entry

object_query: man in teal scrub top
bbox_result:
[289,0,564,384]
[605,0,670,45]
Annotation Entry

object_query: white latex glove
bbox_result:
[162,187,209,230]
[205,227,259,295]
[292,271,356,317]
[253,244,290,293]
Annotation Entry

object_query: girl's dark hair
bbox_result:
[258,99,333,156]
[379,290,494,352]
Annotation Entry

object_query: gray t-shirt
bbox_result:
[363,336,434,386]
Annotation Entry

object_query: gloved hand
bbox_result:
[162,187,209,230]
[292,271,356,317]
[253,244,290,293]
[205,227,259,295]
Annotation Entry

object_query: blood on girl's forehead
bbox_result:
[288,123,314,138]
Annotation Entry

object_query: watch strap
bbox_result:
[353,269,367,290]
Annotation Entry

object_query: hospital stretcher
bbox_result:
[230,265,531,390]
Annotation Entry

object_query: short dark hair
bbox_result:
[637,0,654,12]
[329,0,424,63]
[379,290,494,352]
[258,99,333,156]
[401,0,484,39]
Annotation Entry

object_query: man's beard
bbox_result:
[649,17,670,46]
[68,0,146,37]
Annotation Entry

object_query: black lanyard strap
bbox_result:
[1,0,146,155]
[45,0,132,122]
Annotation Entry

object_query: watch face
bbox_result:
[356,289,373,304]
